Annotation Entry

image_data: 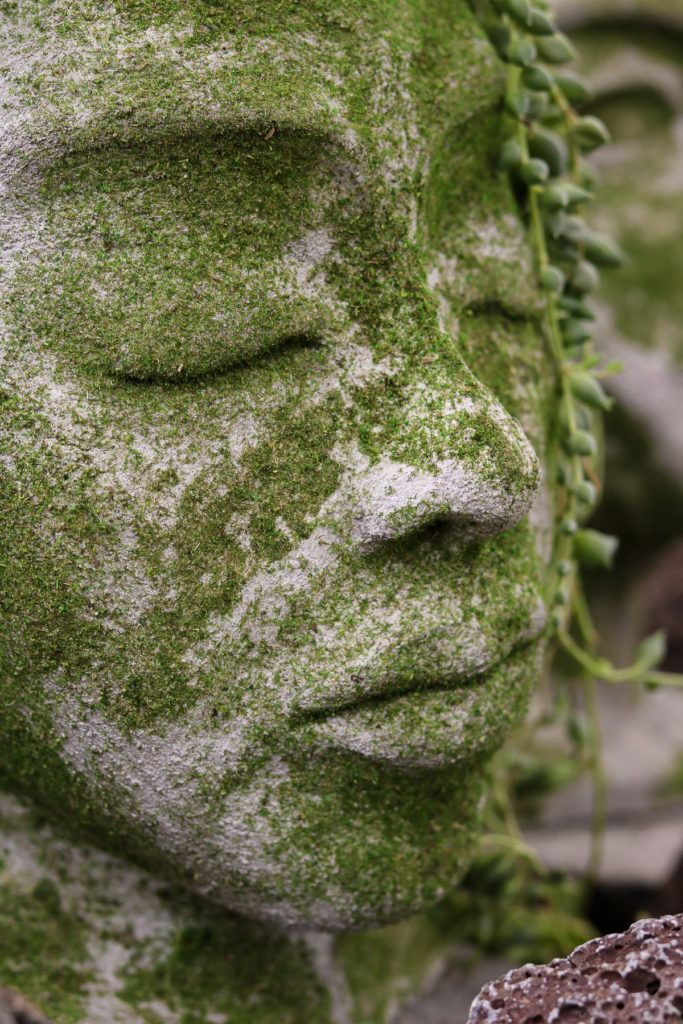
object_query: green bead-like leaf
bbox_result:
[527,92,552,120]
[556,238,583,263]
[489,23,513,55]
[584,232,626,268]
[536,33,577,64]
[563,184,593,208]
[554,71,593,104]
[560,214,587,244]
[572,115,611,152]
[527,8,556,35]
[561,517,578,535]
[574,529,619,569]
[565,430,597,456]
[507,37,538,67]
[551,608,566,631]
[573,480,597,504]
[529,129,568,177]
[558,295,596,320]
[499,138,523,171]
[634,630,667,671]
[540,265,565,292]
[544,210,569,238]
[562,320,591,348]
[520,157,550,184]
[543,184,570,210]
[522,64,554,91]
[504,91,530,118]
[570,260,600,294]
[570,373,612,410]
[501,0,532,26]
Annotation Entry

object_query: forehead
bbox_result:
[2,0,481,46]
[0,0,500,178]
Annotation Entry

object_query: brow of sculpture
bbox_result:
[0,0,556,951]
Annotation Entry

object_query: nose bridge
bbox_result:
[348,360,540,548]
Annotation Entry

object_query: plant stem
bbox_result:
[582,674,606,882]
[572,582,599,652]
[478,833,544,872]
[559,629,683,687]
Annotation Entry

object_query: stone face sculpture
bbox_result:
[0,0,556,1015]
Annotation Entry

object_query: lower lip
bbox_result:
[302,650,534,770]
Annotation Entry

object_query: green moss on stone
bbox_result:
[0,876,90,1023]
[120,909,331,1024]
[0,0,557,934]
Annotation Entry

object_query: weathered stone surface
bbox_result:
[0,792,501,1024]
[0,0,555,938]
[0,0,562,1018]
[468,914,683,1024]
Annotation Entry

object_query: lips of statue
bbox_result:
[0,0,555,929]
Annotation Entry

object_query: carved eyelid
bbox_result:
[112,334,327,387]
[28,120,355,386]
[464,298,539,325]
[26,113,365,175]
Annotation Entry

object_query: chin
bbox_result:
[45,649,538,933]
[203,830,479,933]
[149,749,488,933]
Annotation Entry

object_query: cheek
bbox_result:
[0,427,109,693]
[0,344,356,643]
[0,341,370,722]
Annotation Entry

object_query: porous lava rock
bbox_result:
[467,914,683,1024]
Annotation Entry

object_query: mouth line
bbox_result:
[297,635,537,725]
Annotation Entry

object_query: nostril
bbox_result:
[348,451,539,551]
[363,516,462,558]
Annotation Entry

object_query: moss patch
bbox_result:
[0,876,90,1023]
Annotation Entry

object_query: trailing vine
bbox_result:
[464,0,683,894]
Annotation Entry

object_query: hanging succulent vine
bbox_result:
[472,0,683,685]
[467,0,683,883]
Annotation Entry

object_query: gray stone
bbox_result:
[0,1,558,1019]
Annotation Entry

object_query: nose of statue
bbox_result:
[346,357,540,550]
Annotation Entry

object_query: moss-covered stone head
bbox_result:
[0,0,556,928]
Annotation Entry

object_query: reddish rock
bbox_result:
[467,915,683,1024]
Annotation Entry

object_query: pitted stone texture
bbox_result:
[467,915,683,1024]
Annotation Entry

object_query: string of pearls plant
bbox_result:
[471,0,683,687]
[469,0,683,879]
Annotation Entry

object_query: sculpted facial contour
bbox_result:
[0,0,555,928]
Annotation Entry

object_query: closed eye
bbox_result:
[115,333,327,387]
[16,129,350,384]
[464,298,540,325]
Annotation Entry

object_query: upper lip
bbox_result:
[296,607,545,722]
